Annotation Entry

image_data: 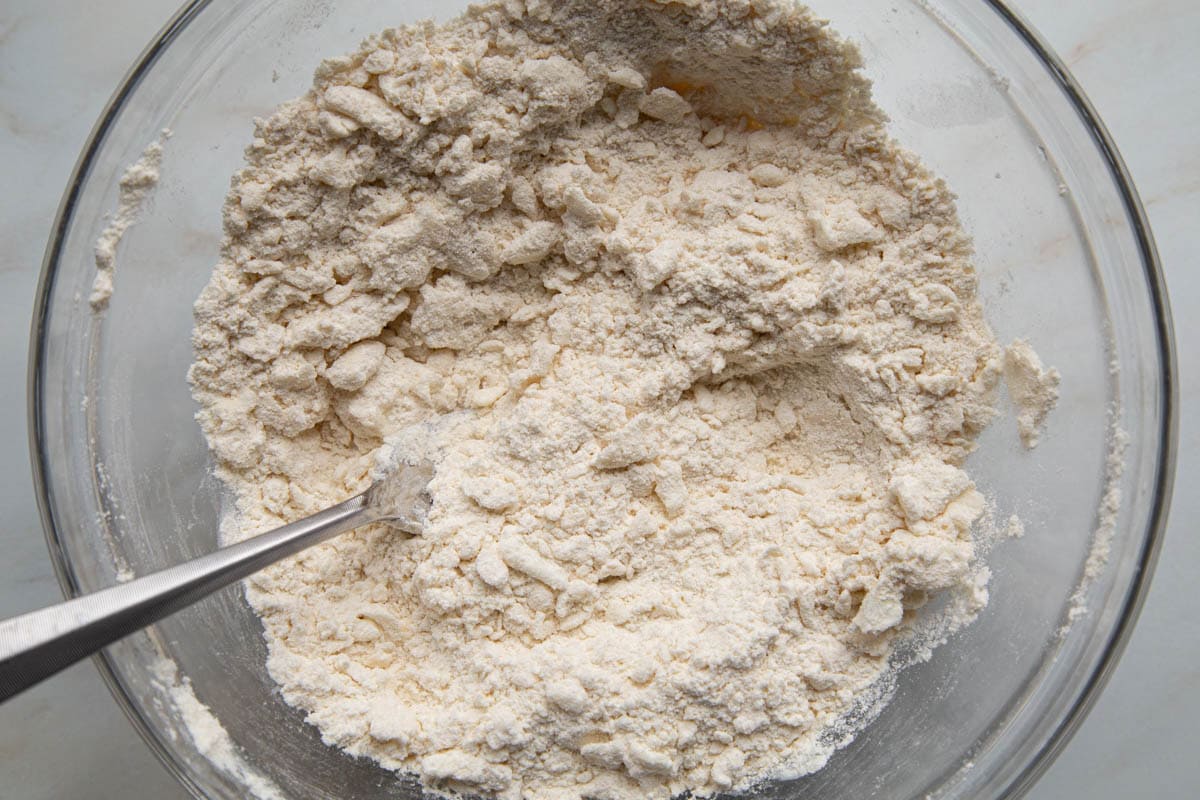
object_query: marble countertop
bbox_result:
[1,1,1195,797]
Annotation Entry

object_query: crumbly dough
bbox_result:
[189,1,1004,798]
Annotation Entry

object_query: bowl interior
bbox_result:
[32,0,1172,798]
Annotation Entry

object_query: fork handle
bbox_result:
[0,491,372,703]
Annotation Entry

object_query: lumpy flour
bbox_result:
[189,1,1006,797]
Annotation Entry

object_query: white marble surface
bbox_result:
[0,1,1195,797]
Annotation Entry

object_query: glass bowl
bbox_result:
[29,0,1176,798]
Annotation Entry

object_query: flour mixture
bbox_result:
[190,1,1006,797]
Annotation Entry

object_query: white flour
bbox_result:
[1004,339,1060,449]
[1064,415,1127,632]
[190,1,1010,797]
[90,131,168,309]
[151,658,286,800]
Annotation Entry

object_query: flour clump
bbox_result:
[1004,339,1061,448]
[91,131,168,309]
[189,1,1006,798]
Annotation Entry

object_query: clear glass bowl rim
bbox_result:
[26,1,1179,799]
